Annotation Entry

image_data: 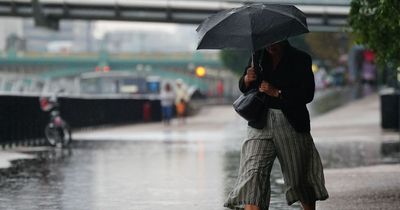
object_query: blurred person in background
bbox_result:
[361,50,377,95]
[314,66,328,90]
[160,83,175,125]
[176,98,186,125]
[332,64,346,87]
[174,79,189,124]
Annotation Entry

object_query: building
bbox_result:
[0,18,23,51]
[22,19,93,52]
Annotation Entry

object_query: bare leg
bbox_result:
[301,201,315,210]
[245,204,261,210]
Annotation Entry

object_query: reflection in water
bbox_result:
[316,141,382,168]
[0,148,96,210]
[0,138,388,210]
[0,141,229,210]
[0,137,305,210]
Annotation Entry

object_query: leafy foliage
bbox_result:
[349,0,400,67]
[219,36,311,75]
[220,50,250,75]
[289,35,312,56]
[304,32,349,65]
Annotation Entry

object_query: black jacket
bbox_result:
[239,43,315,132]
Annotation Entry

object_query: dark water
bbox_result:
[0,137,391,210]
[0,131,301,210]
[0,87,382,210]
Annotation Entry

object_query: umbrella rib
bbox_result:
[247,8,256,51]
[260,6,307,28]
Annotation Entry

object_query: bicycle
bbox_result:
[39,94,72,147]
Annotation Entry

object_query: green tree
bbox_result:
[349,0,400,69]
[220,36,311,75]
[304,32,350,65]
[289,35,312,56]
[220,49,250,75]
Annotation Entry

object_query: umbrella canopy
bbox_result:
[196,3,309,52]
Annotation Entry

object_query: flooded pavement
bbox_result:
[0,89,398,210]
[0,138,301,210]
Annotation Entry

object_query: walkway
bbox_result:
[309,95,400,209]
[0,94,398,210]
[74,94,400,209]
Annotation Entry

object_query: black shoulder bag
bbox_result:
[233,51,266,122]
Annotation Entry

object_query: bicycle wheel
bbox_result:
[61,124,72,147]
[44,124,59,146]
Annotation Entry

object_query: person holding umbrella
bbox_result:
[227,40,328,210]
[197,4,328,210]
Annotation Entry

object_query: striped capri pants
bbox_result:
[224,109,329,210]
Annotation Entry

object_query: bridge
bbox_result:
[0,52,239,97]
[0,0,350,31]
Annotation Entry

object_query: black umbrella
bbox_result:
[196,3,309,52]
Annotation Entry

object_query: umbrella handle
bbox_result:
[252,53,260,72]
[252,52,264,85]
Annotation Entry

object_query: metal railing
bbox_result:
[0,94,161,148]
